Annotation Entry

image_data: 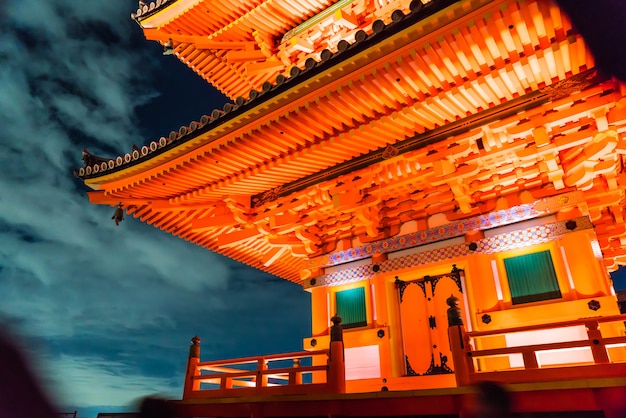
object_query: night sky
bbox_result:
[0,1,310,417]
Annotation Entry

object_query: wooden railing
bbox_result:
[447,305,626,385]
[188,350,330,398]
[183,317,346,399]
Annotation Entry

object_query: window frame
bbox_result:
[503,249,562,305]
[497,244,567,307]
[333,285,369,330]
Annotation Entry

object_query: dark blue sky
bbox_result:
[0,1,310,417]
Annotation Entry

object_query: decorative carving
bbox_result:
[423,352,454,375]
[395,277,410,303]
[539,69,600,100]
[251,185,283,207]
[381,145,399,160]
[416,280,427,298]
[427,275,440,297]
[397,266,464,301]
[405,355,418,376]
[450,265,464,293]
[429,266,464,296]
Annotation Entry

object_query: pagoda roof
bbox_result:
[81,0,462,181]
[131,0,341,99]
[78,0,626,282]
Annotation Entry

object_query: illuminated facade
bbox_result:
[77,0,626,416]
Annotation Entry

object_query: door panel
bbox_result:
[399,280,433,376]
[429,273,464,374]
[397,266,465,377]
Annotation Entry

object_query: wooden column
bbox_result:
[183,336,201,399]
[328,315,346,393]
[447,296,473,386]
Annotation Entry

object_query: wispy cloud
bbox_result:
[0,0,310,413]
[44,355,180,407]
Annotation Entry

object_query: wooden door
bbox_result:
[396,266,465,377]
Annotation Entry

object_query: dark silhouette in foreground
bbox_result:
[0,329,58,418]
[554,0,626,83]
[462,381,513,418]
[138,396,174,418]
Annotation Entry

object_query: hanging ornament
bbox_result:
[112,204,124,226]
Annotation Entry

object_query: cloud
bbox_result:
[45,355,179,407]
[0,0,311,413]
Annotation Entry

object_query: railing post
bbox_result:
[183,336,201,399]
[328,315,346,393]
[585,320,610,364]
[289,358,303,385]
[220,375,233,390]
[522,350,539,369]
[256,358,268,388]
[447,295,473,386]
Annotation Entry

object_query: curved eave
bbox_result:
[137,0,336,99]
[79,0,478,190]
[134,0,190,27]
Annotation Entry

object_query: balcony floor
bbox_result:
[172,376,626,418]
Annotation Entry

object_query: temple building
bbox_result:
[77,0,626,416]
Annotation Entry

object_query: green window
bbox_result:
[335,287,367,329]
[504,250,562,305]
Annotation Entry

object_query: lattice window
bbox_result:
[504,250,562,305]
[336,287,367,329]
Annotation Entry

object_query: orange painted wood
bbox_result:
[193,365,328,384]
[79,0,626,281]
[467,314,626,338]
[473,364,626,384]
[172,383,626,417]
